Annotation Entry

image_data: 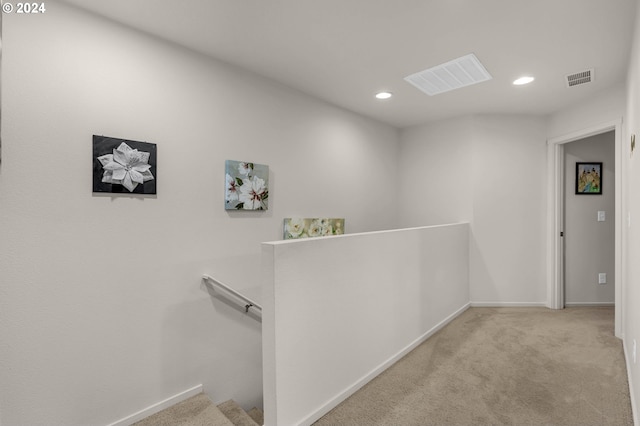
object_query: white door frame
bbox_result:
[546,118,623,338]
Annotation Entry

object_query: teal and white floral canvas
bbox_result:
[225,160,269,210]
[283,218,345,239]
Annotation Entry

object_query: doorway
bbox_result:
[563,132,615,306]
[547,119,623,337]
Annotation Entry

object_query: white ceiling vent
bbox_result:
[404,53,492,96]
[566,69,594,88]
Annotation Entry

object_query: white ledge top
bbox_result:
[262,222,469,246]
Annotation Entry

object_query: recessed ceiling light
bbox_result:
[375,91,393,100]
[513,76,535,85]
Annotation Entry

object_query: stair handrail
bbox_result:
[202,274,262,314]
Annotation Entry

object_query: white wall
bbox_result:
[547,84,626,139]
[262,224,470,426]
[0,3,399,425]
[624,0,640,420]
[563,132,615,305]
[398,117,474,227]
[399,115,548,305]
[470,116,548,304]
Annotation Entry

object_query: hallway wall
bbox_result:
[399,115,547,305]
[0,3,399,425]
[624,0,640,419]
[398,116,474,227]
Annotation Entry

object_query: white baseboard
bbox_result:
[298,302,471,426]
[470,301,547,307]
[564,302,615,307]
[623,339,638,426]
[106,384,203,426]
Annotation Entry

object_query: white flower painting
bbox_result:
[283,218,345,240]
[93,136,157,194]
[225,160,269,210]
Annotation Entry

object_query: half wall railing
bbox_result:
[261,222,470,426]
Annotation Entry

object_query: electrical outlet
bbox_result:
[598,273,607,284]
[598,211,606,222]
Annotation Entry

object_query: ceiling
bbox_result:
[60,0,637,128]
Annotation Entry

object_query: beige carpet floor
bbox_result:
[314,307,633,426]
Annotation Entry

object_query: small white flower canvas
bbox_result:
[225,160,269,210]
[283,218,345,239]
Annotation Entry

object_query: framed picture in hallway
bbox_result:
[575,162,602,195]
[225,160,269,210]
[93,135,157,194]
[283,218,345,239]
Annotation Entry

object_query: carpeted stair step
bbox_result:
[132,393,234,426]
[247,407,264,425]
[217,399,260,426]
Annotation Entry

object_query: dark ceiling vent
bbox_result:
[566,69,594,88]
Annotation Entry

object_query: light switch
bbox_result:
[599,273,607,284]
[598,211,606,222]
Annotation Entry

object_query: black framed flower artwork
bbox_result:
[93,135,157,194]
